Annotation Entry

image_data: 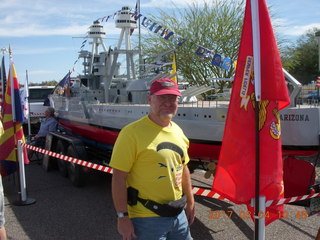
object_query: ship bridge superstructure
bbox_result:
[75,7,142,104]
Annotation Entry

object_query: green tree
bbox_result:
[281,28,320,85]
[29,80,58,86]
[140,0,244,92]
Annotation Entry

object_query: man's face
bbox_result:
[148,94,179,121]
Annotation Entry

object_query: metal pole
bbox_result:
[251,196,266,240]
[254,93,261,240]
[315,31,320,99]
[26,70,31,137]
[14,140,36,206]
[17,140,27,202]
[138,0,142,78]
[251,0,261,102]
[250,0,265,238]
[316,31,320,72]
[318,38,320,73]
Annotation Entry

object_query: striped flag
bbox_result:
[316,76,320,88]
[0,57,29,176]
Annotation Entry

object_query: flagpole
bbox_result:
[0,48,7,112]
[26,70,31,138]
[8,47,18,157]
[174,51,178,83]
[250,0,265,239]
[14,140,36,206]
[251,0,261,101]
[138,0,142,78]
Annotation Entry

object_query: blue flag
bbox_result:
[221,58,232,71]
[211,53,222,67]
[53,72,71,96]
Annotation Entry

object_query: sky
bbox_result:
[0,0,319,84]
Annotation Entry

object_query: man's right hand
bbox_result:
[117,217,137,240]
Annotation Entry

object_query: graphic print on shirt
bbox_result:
[156,142,184,187]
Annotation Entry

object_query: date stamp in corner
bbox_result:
[208,210,314,220]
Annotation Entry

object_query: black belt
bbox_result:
[137,195,186,217]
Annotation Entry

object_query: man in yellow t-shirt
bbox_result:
[110,78,195,240]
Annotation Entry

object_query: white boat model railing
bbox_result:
[283,68,302,107]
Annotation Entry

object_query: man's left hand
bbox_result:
[185,203,195,225]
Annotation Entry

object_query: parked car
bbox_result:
[307,92,320,101]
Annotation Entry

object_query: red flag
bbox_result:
[212,0,290,226]
[0,57,29,176]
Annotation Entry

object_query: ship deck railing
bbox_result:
[295,98,320,108]
[103,98,320,109]
[103,100,230,108]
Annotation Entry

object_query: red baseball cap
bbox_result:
[149,78,182,96]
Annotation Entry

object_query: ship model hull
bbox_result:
[52,96,320,162]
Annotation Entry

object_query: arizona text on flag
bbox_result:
[212,0,290,226]
[0,58,29,176]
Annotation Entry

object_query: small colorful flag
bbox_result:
[53,72,71,96]
[195,47,206,56]
[316,76,320,88]
[170,54,177,82]
[211,53,222,67]
[221,58,232,71]
[21,71,29,119]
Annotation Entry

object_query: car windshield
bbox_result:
[29,88,53,102]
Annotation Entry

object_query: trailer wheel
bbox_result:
[56,140,68,177]
[67,145,85,187]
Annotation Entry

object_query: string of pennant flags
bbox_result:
[70,39,87,73]
[67,7,234,75]
[95,10,121,23]
[133,11,233,71]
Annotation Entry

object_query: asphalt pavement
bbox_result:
[2,160,320,240]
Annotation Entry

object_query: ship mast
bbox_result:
[115,6,138,80]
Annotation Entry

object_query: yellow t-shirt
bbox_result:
[109,115,190,218]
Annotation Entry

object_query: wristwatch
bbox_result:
[117,212,128,218]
